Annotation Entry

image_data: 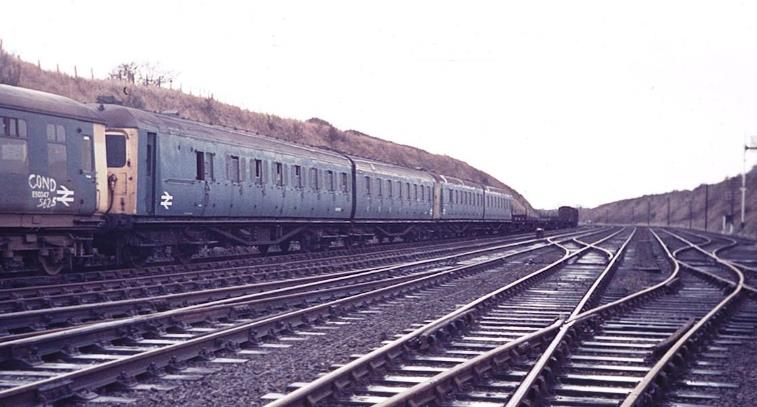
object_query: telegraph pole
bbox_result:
[704,184,710,230]
[667,196,671,226]
[689,198,693,229]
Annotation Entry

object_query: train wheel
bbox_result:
[173,245,196,265]
[39,256,64,276]
[124,246,150,268]
[38,250,65,276]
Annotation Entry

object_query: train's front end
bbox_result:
[0,85,107,274]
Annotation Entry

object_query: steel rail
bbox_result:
[0,231,594,358]
[1,229,554,300]
[0,230,591,334]
[662,229,757,293]
[507,228,739,406]
[373,320,565,407]
[1,229,559,289]
[0,229,607,406]
[619,228,746,406]
[503,228,637,406]
[573,236,615,259]
[374,228,635,407]
[263,228,623,407]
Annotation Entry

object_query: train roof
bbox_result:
[484,185,512,198]
[95,104,350,165]
[351,156,436,182]
[0,85,104,123]
[437,175,483,190]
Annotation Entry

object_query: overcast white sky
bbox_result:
[2,1,757,208]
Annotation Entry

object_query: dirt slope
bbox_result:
[0,43,534,214]
[581,166,757,238]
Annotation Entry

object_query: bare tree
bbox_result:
[109,62,176,88]
[109,62,139,83]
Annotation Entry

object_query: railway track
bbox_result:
[0,230,594,338]
[0,231,557,289]
[263,226,755,407]
[663,229,757,291]
[0,228,611,405]
[660,297,757,405]
[616,228,752,406]
[261,227,632,406]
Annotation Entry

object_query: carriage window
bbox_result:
[293,165,303,188]
[47,124,67,176]
[364,176,371,196]
[57,125,66,142]
[47,124,66,143]
[406,183,411,200]
[228,156,241,182]
[195,151,214,180]
[399,181,403,198]
[0,137,27,174]
[252,159,264,184]
[195,151,205,180]
[206,153,215,180]
[309,167,319,190]
[387,180,393,198]
[2,117,26,138]
[0,117,29,174]
[48,143,67,176]
[377,178,382,197]
[81,136,93,172]
[340,172,349,192]
[326,170,335,191]
[106,134,127,167]
[414,184,418,201]
[420,184,424,201]
[448,190,453,204]
[275,162,284,186]
[18,120,26,138]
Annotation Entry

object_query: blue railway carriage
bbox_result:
[483,186,512,221]
[96,104,353,260]
[0,85,579,274]
[436,176,485,220]
[0,85,107,273]
[352,157,434,221]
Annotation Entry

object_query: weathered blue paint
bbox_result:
[352,157,435,220]
[0,105,98,215]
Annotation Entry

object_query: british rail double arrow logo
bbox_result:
[55,185,75,207]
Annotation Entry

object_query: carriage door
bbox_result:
[144,132,157,215]
[105,130,138,214]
